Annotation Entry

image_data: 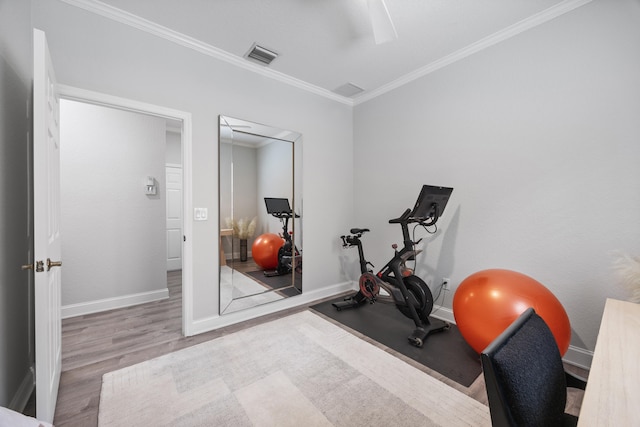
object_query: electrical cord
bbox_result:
[430,280,447,315]
[420,220,438,234]
[409,220,437,266]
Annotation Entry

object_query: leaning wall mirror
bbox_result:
[219,115,302,315]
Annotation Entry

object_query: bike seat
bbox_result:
[350,228,369,235]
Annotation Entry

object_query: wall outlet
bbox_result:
[442,277,450,290]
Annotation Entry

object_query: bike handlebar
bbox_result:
[389,208,412,224]
[389,208,439,227]
[271,212,300,219]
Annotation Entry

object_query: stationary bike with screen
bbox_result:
[263,197,301,277]
[333,185,453,347]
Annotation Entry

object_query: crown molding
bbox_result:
[58,0,354,106]
[59,0,592,107]
[354,0,594,105]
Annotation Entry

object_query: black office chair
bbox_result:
[481,307,586,427]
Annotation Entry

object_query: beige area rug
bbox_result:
[98,311,490,426]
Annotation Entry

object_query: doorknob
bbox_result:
[47,258,62,271]
[22,261,45,272]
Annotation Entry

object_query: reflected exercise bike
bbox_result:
[333,185,453,347]
[263,197,301,277]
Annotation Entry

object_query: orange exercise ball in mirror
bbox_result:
[452,269,571,355]
[251,233,284,270]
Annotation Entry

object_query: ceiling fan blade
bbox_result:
[367,0,398,45]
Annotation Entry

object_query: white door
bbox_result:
[166,165,183,270]
[33,29,62,423]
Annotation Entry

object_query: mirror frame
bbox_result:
[218,115,302,314]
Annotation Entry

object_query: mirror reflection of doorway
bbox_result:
[219,115,302,315]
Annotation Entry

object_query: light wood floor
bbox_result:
[54,267,323,426]
[52,269,586,426]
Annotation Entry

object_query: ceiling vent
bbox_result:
[245,43,279,66]
[333,83,365,98]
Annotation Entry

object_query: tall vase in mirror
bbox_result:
[219,115,302,315]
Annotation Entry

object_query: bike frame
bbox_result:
[374,209,425,327]
[342,209,425,327]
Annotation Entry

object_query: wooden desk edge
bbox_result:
[577,298,639,426]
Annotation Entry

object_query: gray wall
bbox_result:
[33,0,355,322]
[353,0,640,359]
[60,100,168,311]
[257,141,295,237]
[219,142,259,259]
[0,0,34,410]
[165,130,181,165]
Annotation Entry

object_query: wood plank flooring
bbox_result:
[53,268,316,426]
[52,269,586,426]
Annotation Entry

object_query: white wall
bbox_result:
[353,0,640,359]
[0,0,33,410]
[257,140,294,236]
[220,143,260,258]
[33,0,354,322]
[60,100,168,310]
[235,145,258,235]
[165,130,181,165]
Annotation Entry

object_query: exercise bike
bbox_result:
[333,185,453,347]
[263,197,301,277]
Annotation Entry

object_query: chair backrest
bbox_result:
[481,307,568,427]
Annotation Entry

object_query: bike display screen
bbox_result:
[264,197,292,214]
[410,185,453,221]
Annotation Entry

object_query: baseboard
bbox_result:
[430,304,456,324]
[188,281,355,336]
[430,304,593,370]
[188,290,594,370]
[8,366,35,412]
[563,345,593,370]
[62,288,169,319]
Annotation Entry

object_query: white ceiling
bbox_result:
[84,0,588,102]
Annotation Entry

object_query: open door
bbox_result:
[32,28,62,423]
[166,165,183,271]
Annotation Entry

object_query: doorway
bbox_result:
[57,85,193,334]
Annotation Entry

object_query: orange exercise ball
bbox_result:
[251,233,284,270]
[453,269,571,356]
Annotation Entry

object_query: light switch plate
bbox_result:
[194,208,208,221]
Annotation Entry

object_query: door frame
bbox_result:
[57,84,194,335]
